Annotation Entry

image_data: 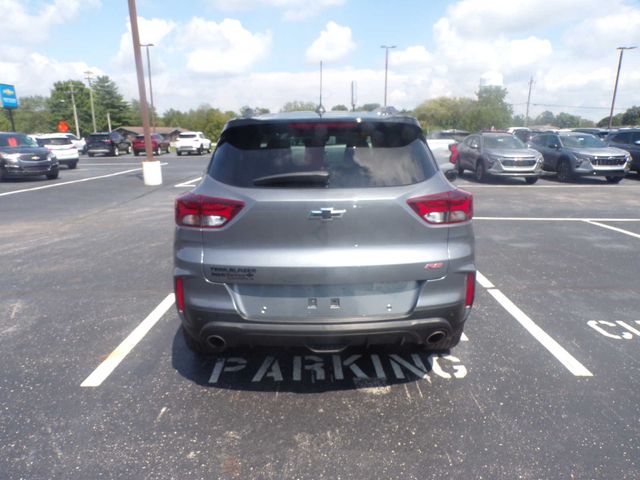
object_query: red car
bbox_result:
[132,134,170,156]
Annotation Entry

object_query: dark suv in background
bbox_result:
[86,132,132,157]
[606,128,640,174]
[174,112,475,355]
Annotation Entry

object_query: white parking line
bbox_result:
[174,176,202,188]
[584,220,640,240]
[0,168,141,197]
[81,294,175,387]
[475,217,640,222]
[476,270,593,377]
[462,184,634,188]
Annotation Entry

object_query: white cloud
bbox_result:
[205,0,345,20]
[0,0,100,45]
[390,46,432,68]
[113,17,177,69]
[564,7,640,56]
[305,22,355,63]
[180,18,271,74]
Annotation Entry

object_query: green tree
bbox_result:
[358,103,381,112]
[280,101,317,112]
[48,80,93,135]
[0,111,11,131]
[91,75,131,130]
[467,86,512,131]
[597,113,623,127]
[534,110,555,125]
[621,106,640,126]
[331,104,349,111]
[12,96,52,133]
[511,114,525,127]
[554,112,581,128]
[413,96,470,131]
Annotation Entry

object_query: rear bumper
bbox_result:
[180,307,468,351]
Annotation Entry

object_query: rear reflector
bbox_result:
[465,272,476,307]
[407,190,473,225]
[449,143,459,165]
[175,193,244,228]
[175,277,185,312]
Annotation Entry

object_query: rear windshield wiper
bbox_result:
[253,170,330,187]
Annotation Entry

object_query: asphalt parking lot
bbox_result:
[1,153,639,479]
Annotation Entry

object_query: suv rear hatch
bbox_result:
[185,119,469,322]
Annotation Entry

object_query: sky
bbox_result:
[1,0,640,122]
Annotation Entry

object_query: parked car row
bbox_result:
[442,128,636,184]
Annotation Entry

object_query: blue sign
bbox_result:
[0,84,19,109]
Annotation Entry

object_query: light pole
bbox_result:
[608,46,636,129]
[380,45,396,108]
[68,84,80,138]
[128,0,162,186]
[84,71,97,132]
[140,43,156,132]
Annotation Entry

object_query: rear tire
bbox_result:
[456,162,464,175]
[154,147,160,156]
[88,152,94,158]
[68,161,77,170]
[113,147,119,157]
[134,151,139,156]
[525,177,538,184]
[474,160,486,182]
[197,145,203,155]
[557,159,572,182]
[177,151,182,156]
[606,176,623,184]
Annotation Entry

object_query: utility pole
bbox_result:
[128,0,162,186]
[107,111,112,132]
[380,45,396,108]
[69,85,80,138]
[608,46,636,129]
[84,71,97,132]
[318,61,323,113]
[140,43,155,132]
[524,76,534,127]
[351,81,357,111]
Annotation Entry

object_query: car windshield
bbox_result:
[0,134,38,148]
[209,121,436,188]
[483,135,525,149]
[560,134,605,148]
[37,137,72,146]
[88,134,108,141]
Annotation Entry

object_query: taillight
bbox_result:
[407,190,473,225]
[175,193,244,228]
[465,272,476,307]
[449,143,459,164]
[175,277,185,312]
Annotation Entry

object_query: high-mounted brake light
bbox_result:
[449,143,459,165]
[407,190,473,225]
[175,193,244,228]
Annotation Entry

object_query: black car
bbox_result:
[86,132,132,157]
[0,132,59,181]
[528,132,630,182]
[606,128,640,173]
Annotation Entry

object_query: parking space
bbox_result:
[2,163,640,478]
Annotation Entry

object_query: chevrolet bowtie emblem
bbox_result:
[309,207,346,220]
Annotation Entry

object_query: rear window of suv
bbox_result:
[37,137,71,146]
[208,121,436,188]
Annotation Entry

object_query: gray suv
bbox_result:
[174,113,475,354]
[529,132,631,183]
[455,132,543,183]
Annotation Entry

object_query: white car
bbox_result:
[35,134,80,169]
[176,131,212,156]
[63,133,86,154]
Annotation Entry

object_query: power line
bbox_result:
[511,102,630,111]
